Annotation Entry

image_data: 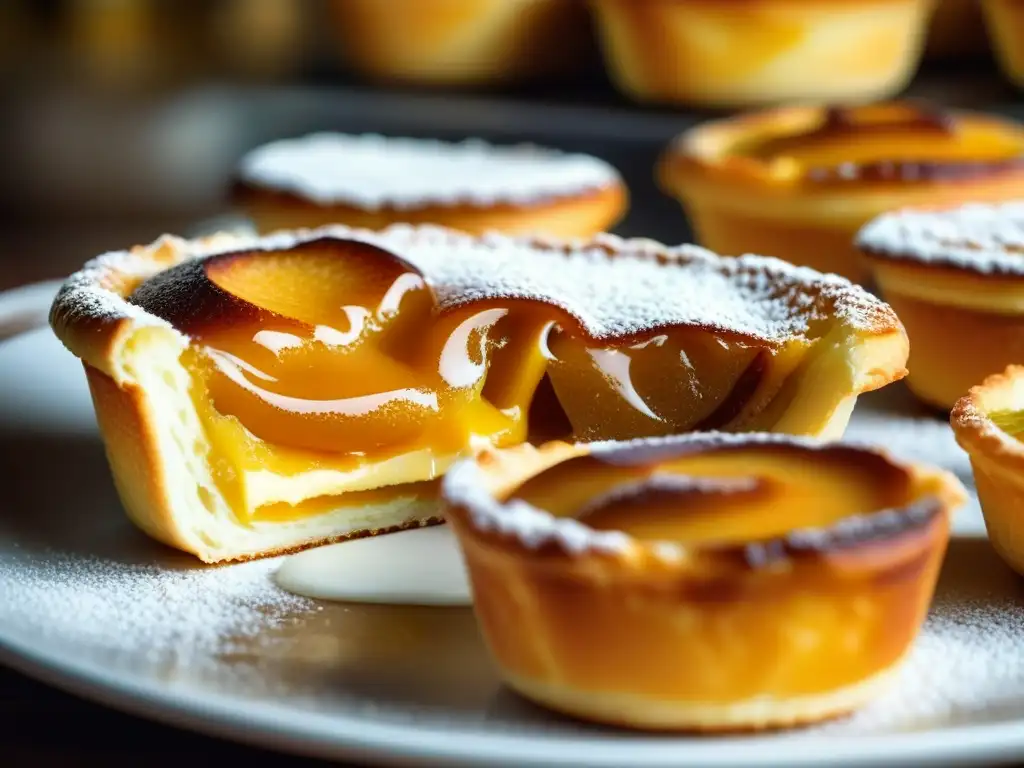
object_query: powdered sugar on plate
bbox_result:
[0,547,316,668]
[236,133,622,210]
[856,200,1024,275]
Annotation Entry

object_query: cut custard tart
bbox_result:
[233,133,627,238]
[50,224,908,563]
[588,0,934,108]
[858,200,1024,411]
[442,433,964,731]
[952,366,1024,577]
[660,102,1024,284]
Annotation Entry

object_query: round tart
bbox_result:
[588,0,933,108]
[49,224,907,562]
[327,0,592,86]
[442,433,964,731]
[660,102,1024,284]
[858,200,1024,411]
[952,366,1024,576]
[983,0,1024,89]
[233,133,627,238]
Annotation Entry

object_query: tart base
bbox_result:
[878,290,1024,412]
[237,184,628,239]
[502,665,901,732]
[590,0,932,107]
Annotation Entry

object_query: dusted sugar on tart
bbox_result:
[442,434,964,732]
[49,224,907,563]
[952,365,1024,576]
[234,133,627,238]
[589,0,933,108]
[660,102,1024,284]
[859,200,1024,410]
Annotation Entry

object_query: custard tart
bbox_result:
[588,0,933,108]
[952,366,1024,576]
[328,0,592,86]
[858,201,1024,411]
[442,434,963,731]
[49,224,907,563]
[660,102,1024,284]
[234,133,627,238]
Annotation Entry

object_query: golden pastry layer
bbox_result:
[50,224,907,562]
[858,200,1024,410]
[952,365,1024,576]
[589,0,933,108]
[661,102,1024,284]
[984,0,1024,88]
[442,434,963,731]
[233,134,627,238]
[328,0,592,86]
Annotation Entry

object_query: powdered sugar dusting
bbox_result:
[236,133,622,210]
[0,547,315,667]
[857,201,1024,275]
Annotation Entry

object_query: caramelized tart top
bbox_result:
[234,133,623,210]
[665,102,1024,189]
[443,434,964,568]
[858,200,1024,276]
[50,224,906,453]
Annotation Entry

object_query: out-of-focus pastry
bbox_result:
[983,0,1024,88]
[660,102,1024,284]
[859,201,1024,411]
[925,0,989,60]
[49,224,907,562]
[233,133,627,238]
[952,365,1024,575]
[443,434,963,731]
[327,0,592,86]
[588,0,934,108]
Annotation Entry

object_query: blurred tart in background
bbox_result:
[924,0,990,60]
[588,0,934,108]
[659,102,1024,284]
[859,201,1024,411]
[443,434,963,731]
[233,133,627,237]
[328,0,593,86]
[983,0,1024,89]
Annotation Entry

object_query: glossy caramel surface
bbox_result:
[508,442,919,547]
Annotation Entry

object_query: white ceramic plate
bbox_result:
[3,282,1024,768]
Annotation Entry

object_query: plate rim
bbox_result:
[1,283,1023,768]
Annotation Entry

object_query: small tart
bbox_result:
[952,365,1024,576]
[49,224,906,563]
[327,0,593,86]
[233,133,627,238]
[442,434,963,732]
[588,0,933,108]
[858,200,1024,410]
[983,0,1024,89]
[660,102,1024,284]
